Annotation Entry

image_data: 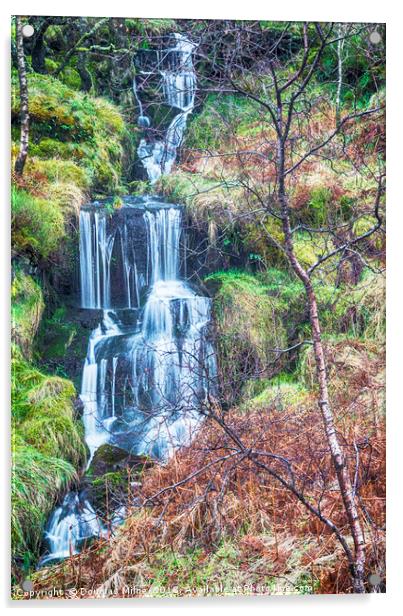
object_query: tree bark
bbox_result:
[14,17,29,176]
[30,17,51,73]
[76,18,93,92]
[277,158,366,592]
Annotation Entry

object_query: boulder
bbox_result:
[87,443,151,477]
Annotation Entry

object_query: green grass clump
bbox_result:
[334,270,385,343]
[12,434,78,570]
[11,186,66,262]
[11,346,86,464]
[11,345,86,570]
[26,158,90,191]
[205,270,287,401]
[11,270,44,357]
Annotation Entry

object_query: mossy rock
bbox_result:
[85,444,151,516]
[11,73,125,196]
[36,306,90,386]
[87,444,151,478]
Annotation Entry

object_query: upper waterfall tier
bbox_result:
[79,197,183,310]
[134,33,197,183]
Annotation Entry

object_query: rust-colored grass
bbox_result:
[30,339,385,599]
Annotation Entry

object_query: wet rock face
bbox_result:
[107,207,149,308]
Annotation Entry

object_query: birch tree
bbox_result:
[14,16,29,176]
[186,20,385,593]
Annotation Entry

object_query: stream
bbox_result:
[39,33,216,566]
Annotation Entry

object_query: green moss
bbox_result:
[205,270,287,401]
[44,58,58,73]
[59,67,82,90]
[92,471,127,489]
[12,73,127,262]
[26,158,90,191]
[11,270,44,358]
[39,319,79,359]
[185,94,263,149]
[242,376,309,412]
[244,217,286,266]
[11,186,66,261]
[29,138,90,161]
[11,345,86,569]
[293,232,335,271]
[125,18,177,35]
[12,73,125,194]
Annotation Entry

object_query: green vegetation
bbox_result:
[11,187,66,263]
[12,436,77,572]
[242,374,309,412]
[205,270,287,400]
[11,270,44,357]
[10,17,385,596]
[157,170,243,212]
[186,94,263,150]
[12,73,125,196]
[205,265,384,407]
[11,50,126,581]
[11,346,86,571]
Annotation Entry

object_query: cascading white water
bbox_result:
[79,210,115,309]
[40,34,215,566]
[39,493,105,566]
[136,33,196,183]
[41,203,216,565]
[80,205,216,462]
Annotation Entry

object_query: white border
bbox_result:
[1,1,401,613]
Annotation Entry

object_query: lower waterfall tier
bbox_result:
[82,279,216,461]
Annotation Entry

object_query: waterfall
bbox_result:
[79,205,216,462]
[135,33,196,183]
[39,492,105,566]
[41,201,216,564]
[40,33,215,566]
[79,210,115,309]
